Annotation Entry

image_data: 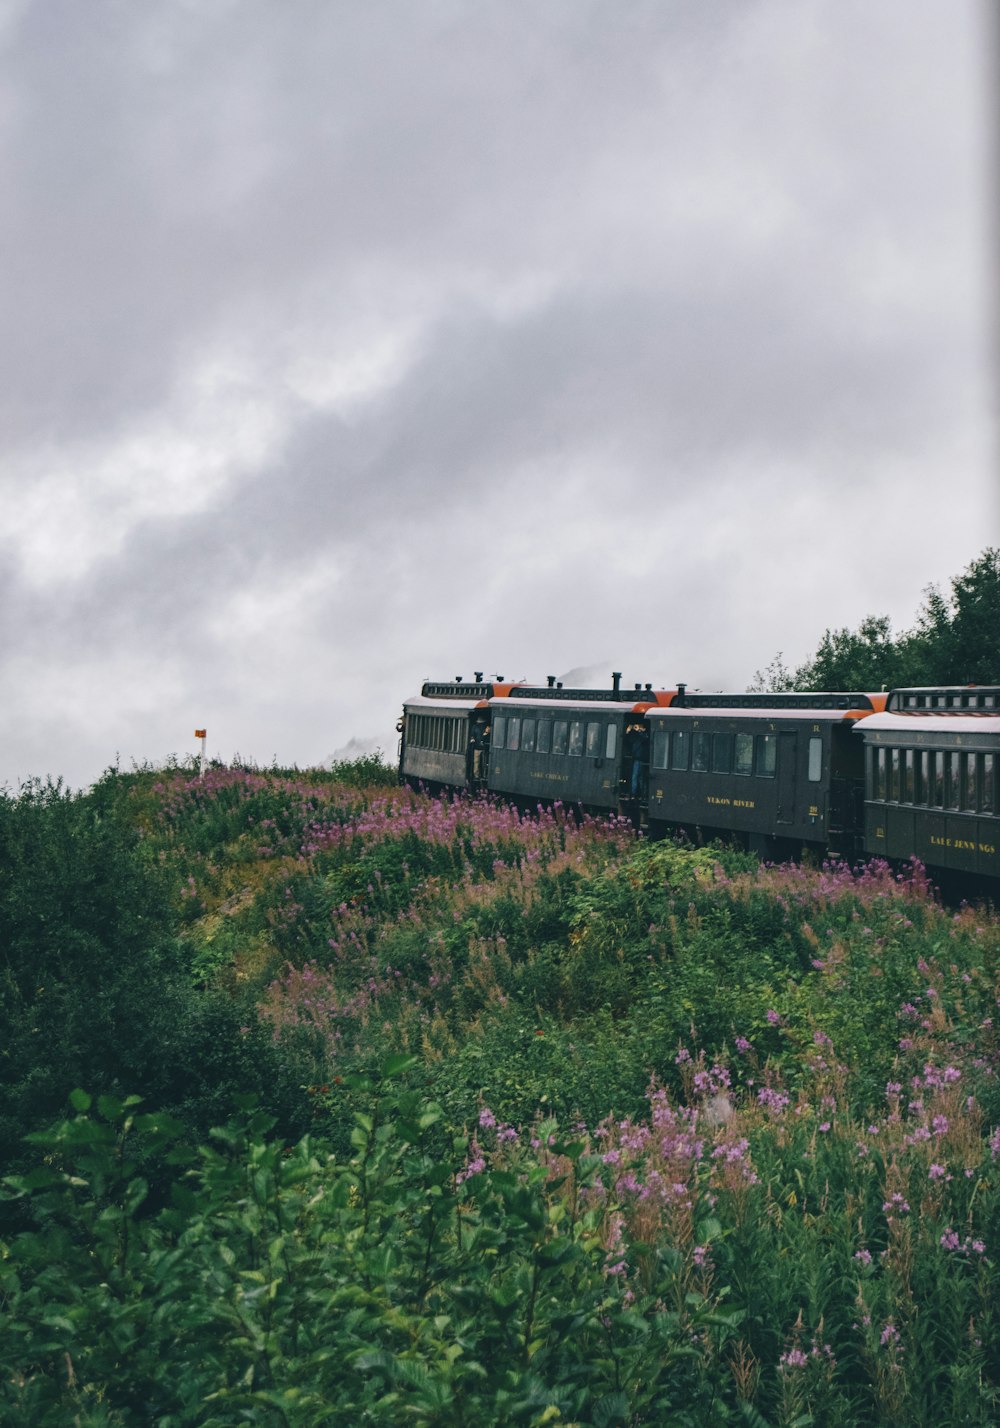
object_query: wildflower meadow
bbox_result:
[2,759,999,1424]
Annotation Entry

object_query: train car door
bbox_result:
[776,731,797,825]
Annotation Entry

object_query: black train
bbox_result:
[399,679,1000,896]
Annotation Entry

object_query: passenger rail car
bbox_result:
[486,692,668,812]
[857,697,1000,881]
[645,702,878,859]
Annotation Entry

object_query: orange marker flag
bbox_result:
[194,729,207,739]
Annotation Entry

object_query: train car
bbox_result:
[399,677,519,792]
[485,678,672,813]
[644,693,886,857]
[855,690,1000,881]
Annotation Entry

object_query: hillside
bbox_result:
[2,762,999,1424]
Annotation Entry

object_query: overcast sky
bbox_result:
[2,0,997,790]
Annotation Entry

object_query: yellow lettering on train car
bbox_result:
[707,796,731,806]
[733,799,756,809]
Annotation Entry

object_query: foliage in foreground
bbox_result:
[3,1051,1000,1426]
[3,755,1000,1422]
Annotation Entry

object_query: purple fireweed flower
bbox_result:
[766,1009,781,1025]
[929,1163,947,1180]
[779,1348,809,1371]
[735,1036,752,1054]
[883,1193,910,1215]
[940,1229,961,1251]
[478,1106,497,1130]
[880,1322,900,1348]
[854,1248,872,1265]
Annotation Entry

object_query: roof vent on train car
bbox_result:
[475,672,483,681]
[612,672,622,694]
[496,674,504,681]
[676,683,687,704]
[557,681,563,688]
[645,683,652,692]
[547,675,556,687]
[456,676,462,683]
[634,683,641,691]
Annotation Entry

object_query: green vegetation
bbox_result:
[750,546,1000,691]
[5,538,1000,1427]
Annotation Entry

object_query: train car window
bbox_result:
[507,716,521,751]
[985,695,996,708]
[692,733,711,772]
[889,748,900,801]
[757,734,776,778]
[918,751,929,803]
[983,753,995,812]
[671,730,689,770]
[553,720,568,755]
[493,715,507,750]
[651,729,669,769]
[586,721,602,756]
[903,749,915,803]
[935,696,947,708]
[606,724,618,760]
[964,753,977,810]
[807,737,822,782]
[946,752,960,809]
[875,748,887,800]
[931,752,944,807]
[568,720,584,756]
[712,733,733,774]
[522,718,536,753]
[734,733,753,775]
[906,695,918,708]
[537,719,551,754]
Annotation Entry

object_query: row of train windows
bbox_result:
[650,730,823,781]
[492,714,618,760]
[901,693,997,709]
[407,714,466,755]
[868,748,996,814]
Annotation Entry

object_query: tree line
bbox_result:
[749,547,1000,693]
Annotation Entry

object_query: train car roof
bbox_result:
[669,691,885,711]
[488,696,657,714]
[854,712,1000,736]
[647,706,872,724]
[403,695,486,712]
